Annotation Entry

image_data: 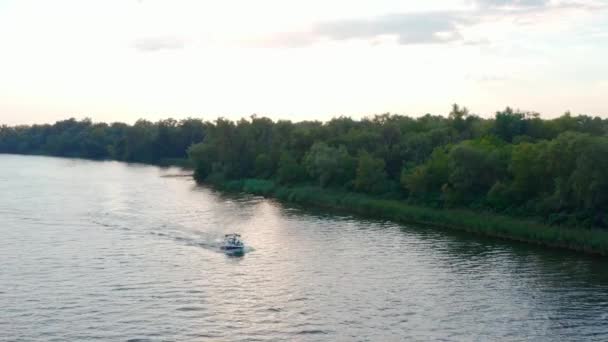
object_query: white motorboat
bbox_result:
[220,233,244,253]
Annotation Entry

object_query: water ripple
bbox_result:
[2,155,608,341]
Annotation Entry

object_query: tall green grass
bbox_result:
[209,178,608,255]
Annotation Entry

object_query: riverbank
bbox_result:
[207,178,608,256]
[156,158,194,169]
[0,153,194,169]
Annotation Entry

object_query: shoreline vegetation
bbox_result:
[209,178,608,256]
[2,105,608,255]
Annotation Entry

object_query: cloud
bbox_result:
[255,0,604,48]
[131,0,605,50]
[254,11,471,48]
[133,36,185,52]
[314,12,470,44]
[474,0,550,9]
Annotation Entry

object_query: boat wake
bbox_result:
[90,212,253,255]
[150,229,254,254]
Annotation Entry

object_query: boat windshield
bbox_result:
[224,234,243,246]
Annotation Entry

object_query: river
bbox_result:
[2,154,608,341]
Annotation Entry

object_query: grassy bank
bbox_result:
[208,178,608,256]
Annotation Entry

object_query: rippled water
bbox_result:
[2,155,608,341]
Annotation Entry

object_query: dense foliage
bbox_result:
[0,118,206,164]
[2,106,607,228]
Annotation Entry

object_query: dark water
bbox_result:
[2,155,608,341]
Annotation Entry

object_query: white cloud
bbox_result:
[248,0,604,47]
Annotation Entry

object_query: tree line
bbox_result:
[2,106,607,228]
[0,118,206,163]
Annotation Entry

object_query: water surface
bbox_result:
[2,154,608,341]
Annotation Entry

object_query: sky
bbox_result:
[0,0,607,125]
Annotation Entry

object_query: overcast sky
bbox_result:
[0,0,607,125]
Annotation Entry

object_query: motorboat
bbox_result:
[221,233,244,253]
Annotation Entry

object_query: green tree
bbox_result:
[444,139,510,205]
[277,152,306,184]
[303,142,355,188]
[494,107,525,142]
[254,153,273,179]
[401,147,450,201]
[354,150,388,194]
[188,142,216,182]
[509,141,550,203]
[571,138,608,212]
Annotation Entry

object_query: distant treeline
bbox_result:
[0,118,205,163]
[2,105,607,228]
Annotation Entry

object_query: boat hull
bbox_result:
[220,246,244,252]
